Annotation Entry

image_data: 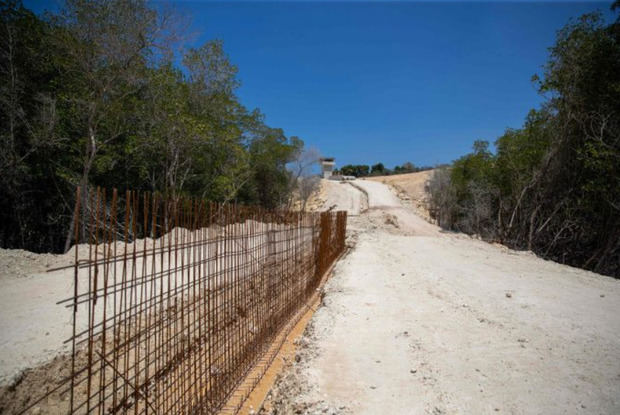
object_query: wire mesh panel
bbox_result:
[61,188,346,414]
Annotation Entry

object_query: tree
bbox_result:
[0,1,312,253]
[340,164,370,177]
[431,9,620,277]
[401,161,415,172]
[287,145,320,210]
[428,167,457,227]
[52,0,167,248]
[241,126,301,209]
[298,176,320,211]
[533,11,620,273]
[394,162,419,174]
[370,162,386,176]
[0,1,66,251]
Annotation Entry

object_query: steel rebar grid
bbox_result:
[60,187,347,414]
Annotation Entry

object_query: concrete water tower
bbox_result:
[319,157,335,179]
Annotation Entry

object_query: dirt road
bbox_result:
[367,170,434,221]
[265,180,620,414]
[319,179,367,216]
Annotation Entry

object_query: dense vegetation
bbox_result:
[335,162,432,177]
[429,7,620,277]
[0,0,308,253]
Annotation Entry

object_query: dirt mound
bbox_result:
[0,249,70,281]
[0,349,73,414]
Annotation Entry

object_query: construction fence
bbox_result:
[61,187,347,414]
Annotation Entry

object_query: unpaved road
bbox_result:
[367,170,434,221]
[0,250,74,386]
[352,179,438,236]
[319,179,367,216]
[265,180,620,414]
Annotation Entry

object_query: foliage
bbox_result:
[339,164,370,177]
[370,162,385,176]
[337,161,431,177]
[0,0,305,252]
[429,9,620,277]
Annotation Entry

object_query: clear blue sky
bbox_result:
[25,1,615,168]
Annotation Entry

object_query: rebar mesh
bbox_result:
[61,187,346,414]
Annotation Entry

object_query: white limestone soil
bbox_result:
[263,180,620,415]
[319,179,367,216]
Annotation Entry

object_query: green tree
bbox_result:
[0,1,67,251]
[433,9,620,277]
[340,164,370,177]
[0,1,312,253]
[241,126,300,209]
[370,162,386,176]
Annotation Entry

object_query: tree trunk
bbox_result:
[528,205,539,251]
[63,125,96,251]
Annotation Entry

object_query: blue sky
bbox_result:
[25,1,615,168]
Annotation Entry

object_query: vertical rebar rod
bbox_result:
[66,189,347,415]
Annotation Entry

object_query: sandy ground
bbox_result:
[0,221,308,391]
[0,177,360,393]
[367,170,434,221]
[263,180,620,414]
[352,179,438,236]
[2,179,620,414]
[0,250,74,387]
[311,179,367,216]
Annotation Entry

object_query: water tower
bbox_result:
[319,157,335,179]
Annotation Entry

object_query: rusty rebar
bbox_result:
[60,187,347,414]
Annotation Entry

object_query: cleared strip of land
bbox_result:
[264,179,620,414]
